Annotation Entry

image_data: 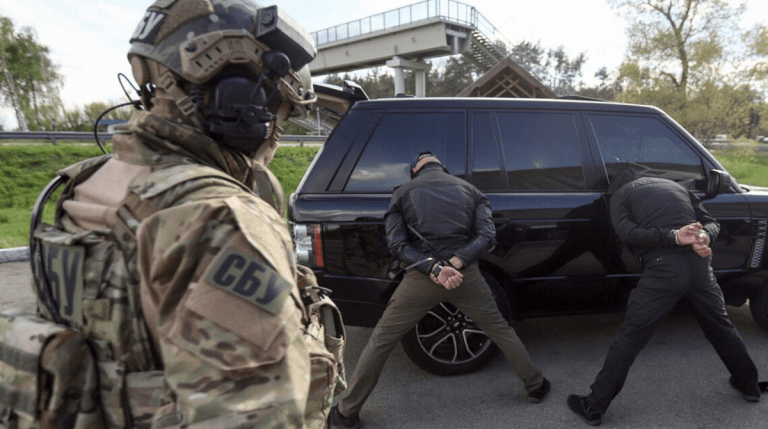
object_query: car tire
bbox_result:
[749,286,768,331]
[400,273,512,376]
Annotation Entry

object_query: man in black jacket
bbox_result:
[330,152,549,428]
[567,170,762,426]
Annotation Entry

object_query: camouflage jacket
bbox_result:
[29,111,341,429]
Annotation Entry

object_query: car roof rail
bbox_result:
[557,95,606,102]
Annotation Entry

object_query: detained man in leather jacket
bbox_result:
[329,152,550,428]
[567,169,764,426]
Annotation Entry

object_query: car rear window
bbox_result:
[344,111,466,193]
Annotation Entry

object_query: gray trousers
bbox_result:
[587,251,759,413]
[338,264,543,416]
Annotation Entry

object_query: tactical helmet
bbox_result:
[128,0,317,155]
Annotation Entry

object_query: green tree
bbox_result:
[424,41,587,97]
[0,17,29,130]
[609,0,768,140]
[58,101,133,132]
[420,56,479,97]
[507,41,586,96]
[26,43,63,131]
[682,82,762,139]
[0,17,62,131]
[576,67,622,101]
[745,24,768,93]
[610,0,744,96]
[542,46,587,95]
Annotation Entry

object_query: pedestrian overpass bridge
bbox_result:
[308,0,510,97]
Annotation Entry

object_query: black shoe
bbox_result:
[729,376,761,403]
[329,405,361,429]
[567,394,603,426]
[527,378,551,403]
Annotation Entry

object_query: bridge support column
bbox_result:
[386,56,432,97]
[393,66,405,96]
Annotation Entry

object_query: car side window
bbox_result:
[587,114,705,187]
[472,111,586,192]
[344,112,466,192]
[472,113,505,191]
[495,111,586,191]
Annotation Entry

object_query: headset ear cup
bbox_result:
[130,56,150,86]
[130,56,153,109]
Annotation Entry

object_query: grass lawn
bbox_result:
[710,147,768,188]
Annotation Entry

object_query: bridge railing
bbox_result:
[312,0,510,48]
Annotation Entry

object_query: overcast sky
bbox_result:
[0,0,766,129]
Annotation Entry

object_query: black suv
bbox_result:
[289,97,768,375]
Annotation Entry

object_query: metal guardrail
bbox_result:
[281,135,327,146]
[0,131,112,144]
[704,142,768,151]
[0,132,326,146]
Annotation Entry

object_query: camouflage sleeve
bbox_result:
[136,193,313,428]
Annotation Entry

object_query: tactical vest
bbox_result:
[1,155,345,429]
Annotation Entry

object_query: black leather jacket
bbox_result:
[384,163,496,275]
[610,175,719,262]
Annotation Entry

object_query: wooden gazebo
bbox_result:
[458,57,555,98]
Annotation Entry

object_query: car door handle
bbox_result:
[492,217,512,232]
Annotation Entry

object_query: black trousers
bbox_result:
[587,251,759,413]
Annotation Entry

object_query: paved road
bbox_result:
[0,261,36,312]
[2,261,767,428]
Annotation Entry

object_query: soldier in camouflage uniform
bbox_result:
[4,1,345,428]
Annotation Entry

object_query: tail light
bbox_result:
[292,223,324,267]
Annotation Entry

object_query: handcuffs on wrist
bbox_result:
[431,261,445,277]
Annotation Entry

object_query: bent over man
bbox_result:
[330,152,549,429]
[567,170,763,426]
[14,1,344,428]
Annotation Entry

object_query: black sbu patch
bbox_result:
[129,11,167,44]
[205,248,292,315]
[41,242,85,325]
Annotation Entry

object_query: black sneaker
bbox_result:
[729,376,761,403]
[329,405,361,429]
[527,378,551,403]
[567,394,603,426]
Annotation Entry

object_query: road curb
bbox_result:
[0,247,29,263]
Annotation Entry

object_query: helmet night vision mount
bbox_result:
[128,0,317,154]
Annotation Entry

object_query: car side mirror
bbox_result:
[706,169,731,197]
